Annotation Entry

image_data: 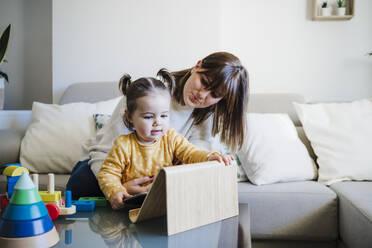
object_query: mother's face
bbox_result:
[183,63,223,108]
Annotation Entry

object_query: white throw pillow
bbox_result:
[294,99,372,185]
[20,97,121,174]
[237,113,317,185]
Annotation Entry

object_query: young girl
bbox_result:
[98,69,234,209]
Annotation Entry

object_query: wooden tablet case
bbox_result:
[129,161,239,235]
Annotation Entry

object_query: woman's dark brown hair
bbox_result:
[119,68,175,130]
[172,52,249,152]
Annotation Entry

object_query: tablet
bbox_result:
[124,193,147,208]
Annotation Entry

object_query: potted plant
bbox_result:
[336,0,346,16]
[0,24,11,110]
[321,1,332,16]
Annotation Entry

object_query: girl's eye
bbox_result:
[143,116,152,119]
[161,114,168,118]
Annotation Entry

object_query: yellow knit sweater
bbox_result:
[98,128,214,201]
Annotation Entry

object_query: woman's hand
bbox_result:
[207,153,234,166]
[110,191,133,210]
[123,176,154,195]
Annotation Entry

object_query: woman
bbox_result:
[67,51,249,199]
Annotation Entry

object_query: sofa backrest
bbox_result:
[248,93,304,126]
[60,83,303,123]
[59,82,316,159]
[59,82,121,105]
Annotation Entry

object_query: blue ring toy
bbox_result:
[0,214,54,238]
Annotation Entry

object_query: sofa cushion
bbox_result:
[238,181,338,241]
[238,113,317,185]
[330,182,372,248]
[20,98,121,174]
[294,99,372,185]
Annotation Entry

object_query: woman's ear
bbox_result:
[191,60,202,73]
[195,60,202,69]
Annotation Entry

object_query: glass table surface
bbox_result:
[52,204,251,248]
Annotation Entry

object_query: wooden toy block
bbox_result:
[39,191,61,202]
[31,174,38,191]
[3,166,29,177]
[65,191,72,207]
[47,173,54,194]
[6,176,19,198]
[7,176,19,184]
[45,203,60,221]
[0,194,9,212]
[71,200,95,211]
[59,205,76,215]
[78,197,107,207]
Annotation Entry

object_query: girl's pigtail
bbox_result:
[157,68,175,95]
[118,74,132,96]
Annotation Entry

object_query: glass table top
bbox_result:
[52,204,251,248]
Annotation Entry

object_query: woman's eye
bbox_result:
[211,92,218,98]
[143,116,152,119]
[161,115,168,118]
[201,79,209,87]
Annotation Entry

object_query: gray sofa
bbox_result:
[1,82,371,248]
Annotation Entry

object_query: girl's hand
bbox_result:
[123,176,154,195]
[207,153,235,166]
[110,191,132,210]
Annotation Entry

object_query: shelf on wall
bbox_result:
[312,0,355,21]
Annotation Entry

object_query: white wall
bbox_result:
[220,0,372,101]
[0,0,52,110]
[23,0,52,108]
[53,0,372,103]
[6,0,370,105]
[53,0,221,103]
[0,0,24,109]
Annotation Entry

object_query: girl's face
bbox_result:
[183,62,223,108]
[128,92,170,145]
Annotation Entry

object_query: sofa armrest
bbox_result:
[0,130,22,166]
[0,110,31,166]
[0,110,32,135]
